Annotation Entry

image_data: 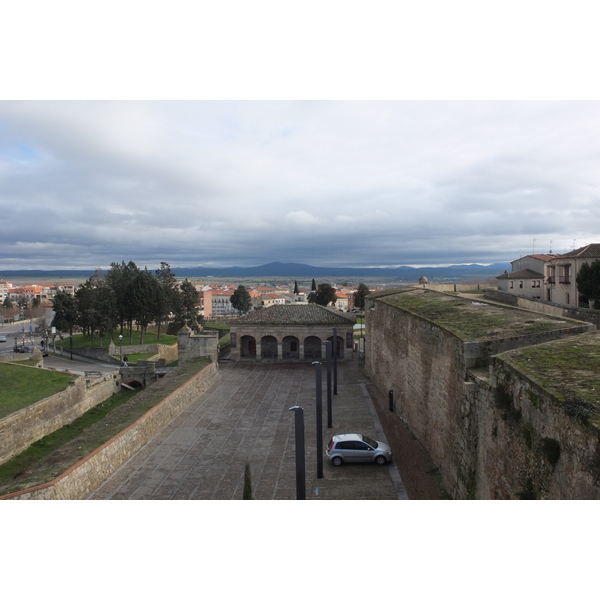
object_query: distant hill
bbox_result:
[0,261,510,282]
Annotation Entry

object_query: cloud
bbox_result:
[1,101,600,270]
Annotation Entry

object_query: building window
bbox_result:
[519,281,523,289]
[510,281,514,289]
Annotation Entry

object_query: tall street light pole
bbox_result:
[312,361,324,479]
[325,340,333,428]
[289,406,306,500]
[332,326,338,395]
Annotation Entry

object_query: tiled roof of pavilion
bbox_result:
[233,304,356,325]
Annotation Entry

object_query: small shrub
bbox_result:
[563,397,597,424]
[243,462,253,500]
[517,476,538,500]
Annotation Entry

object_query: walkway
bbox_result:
[90,361,407,500]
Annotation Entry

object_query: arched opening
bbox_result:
[241,335,257,358]
[282,335,300,359]
[122,379,144,389]
[304,336,322,360]
[261,335,278,359]
[327,336,344,359]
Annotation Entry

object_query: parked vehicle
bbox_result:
[0,336,6,342]
[326,433,392,466]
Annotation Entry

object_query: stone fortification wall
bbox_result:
[463,358,600,500]
[366,295,600,499]
[3,362,218,500]
[365,299,467,481]
[0,373,120,465]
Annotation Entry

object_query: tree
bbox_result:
[155,262,179,340]
[311,278,317,291]
[130,268,162,344]
[243,462,253,500]
[51,290,79,359]
[230,285,252,314]
[179,279,200,322]
[576,259,600,307]
[353,283,370,310]
[293,280,299,295]
[308,283,337,307]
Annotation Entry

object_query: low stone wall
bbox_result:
[485,288,600,328]
[0,372,120,465]
[3,362,218,500]
[416,283,490,293]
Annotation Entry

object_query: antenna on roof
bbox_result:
[572,239,577,250]
[532,238,538,254]
[549,240,553,253]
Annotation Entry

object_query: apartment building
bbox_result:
[546,243,600,306]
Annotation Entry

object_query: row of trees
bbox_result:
[51,261,201,345]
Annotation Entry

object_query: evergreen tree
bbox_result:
[230,285,252,314]
[307,283,337,307]
[353,283,370,310]
[179,279,200,322]
[576,259,600,307]
[243,462,253,500]
[311,278,317,291]
[51,290,79,359]
[294,280,299,295]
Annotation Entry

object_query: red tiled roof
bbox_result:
[233,304,355,325]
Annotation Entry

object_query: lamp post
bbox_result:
[119,334,123,364]
[289,406,306,500]
[325,340,333,428]
[332,326,338,395]
[312,361,324,479]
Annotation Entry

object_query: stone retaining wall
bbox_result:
[2,362,218,500]
[0,372,120,465]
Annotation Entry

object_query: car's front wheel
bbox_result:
[332,456,343,467]
[375,455,387,466]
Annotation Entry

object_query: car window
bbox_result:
[362,435,378,449]
[336,441,353,450]
[354,442,371,450]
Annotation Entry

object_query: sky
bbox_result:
[3,100,600,271]
[2,3,600,273]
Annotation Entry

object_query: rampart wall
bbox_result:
[3,362,218,500]
[0,372,120,465]
[366,297,600,499]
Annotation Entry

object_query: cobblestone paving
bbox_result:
[90,361,407,500]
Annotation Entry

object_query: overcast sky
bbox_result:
[1,100,599,271]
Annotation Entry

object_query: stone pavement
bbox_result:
[89,361,408,500]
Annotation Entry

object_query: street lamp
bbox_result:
[288,406,306,500]
[119,334,123,364]
[312,361,324,479]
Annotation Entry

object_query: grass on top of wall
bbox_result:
[0,363,76,419]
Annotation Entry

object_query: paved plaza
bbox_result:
[90,361,407,500]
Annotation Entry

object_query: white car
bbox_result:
[326,433,392,466]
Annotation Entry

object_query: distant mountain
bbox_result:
[0,261,510,282]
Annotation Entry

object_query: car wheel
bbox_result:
[375,455,387,466]
[332,456,343,467]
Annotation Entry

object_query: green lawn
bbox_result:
[67,330,178,348]
[0,363,76,419]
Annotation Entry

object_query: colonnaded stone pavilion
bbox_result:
[229,304,356,362]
